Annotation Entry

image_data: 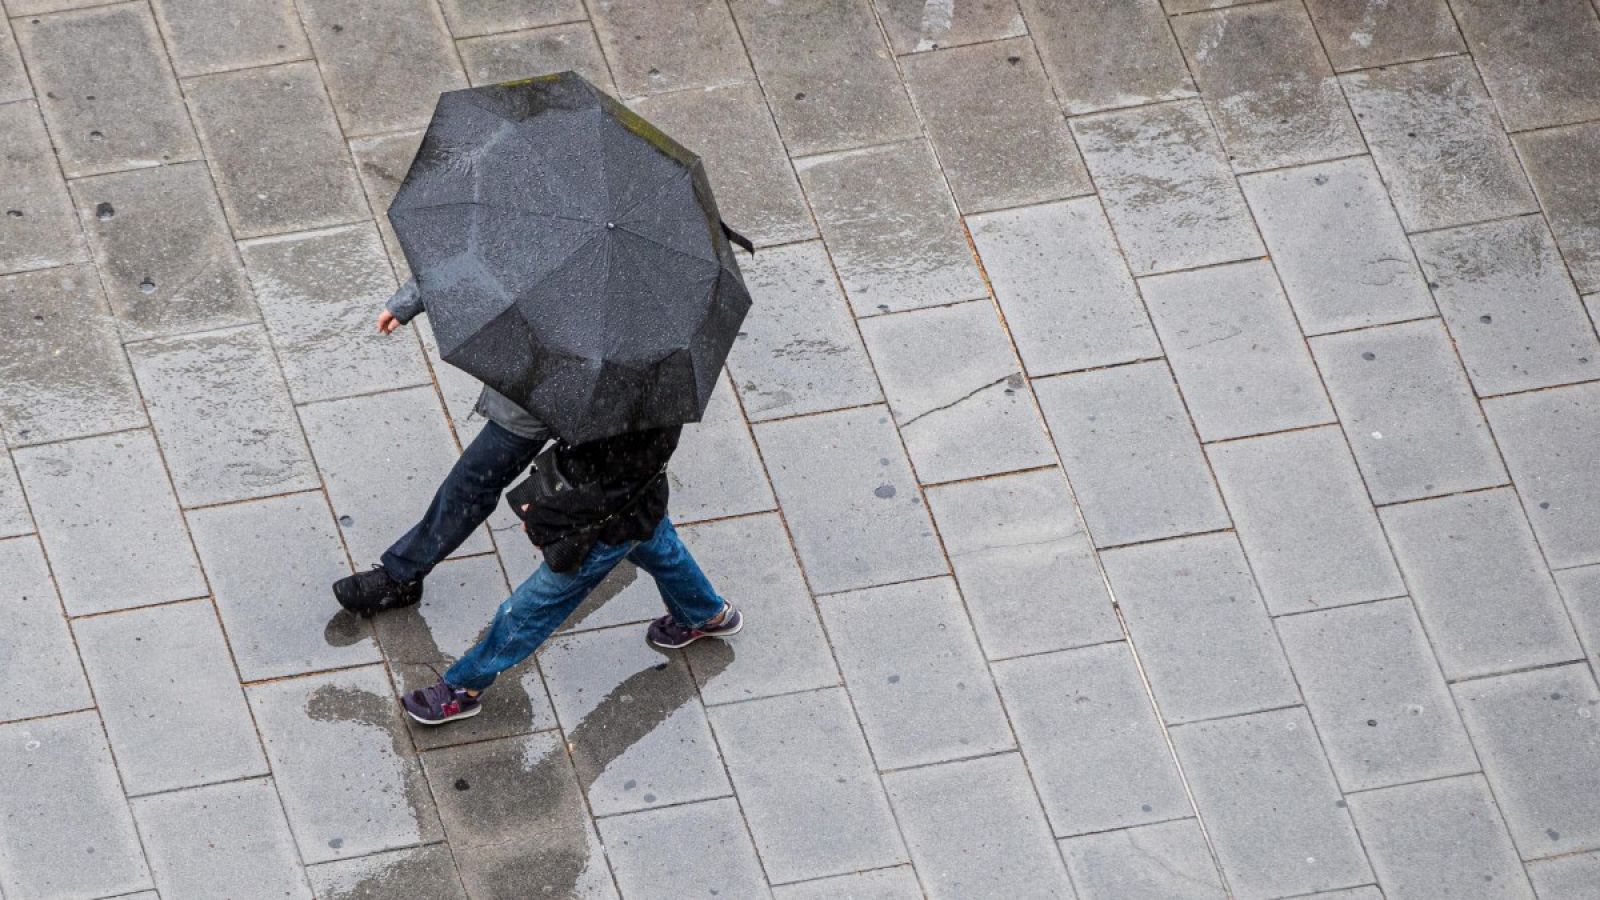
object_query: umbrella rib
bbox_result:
[611,224,721,269]
[392,201,596,228]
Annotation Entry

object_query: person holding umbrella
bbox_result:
[328,73,754,725]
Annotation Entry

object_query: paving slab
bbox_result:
[1381,489,1583,679]
[994,643,1189,837]
[901,38,1091,213]
[421,730,586,851]
[299,387,491,565]
[436,0,583,38]
[76,599,269,796]
[1034,361,1230,548]
[0,101,87,274]
[591,0,750,98]
[1342,58,1537,232]
[4,0,113,13]
[189,492,383,682]
[599,798,769,899]
[375,554,558,750]
[0,453,26,539]
[1453,664,1600,858]
[0,14,27,102]
[1100,532,1301,724]
[796,140,985,316]
[1557,565,1600,669]
[248,665,444,864]
[1451,0,1600,132]
[456,822,617,900]
[1072,100,1264,276]
[666,371,775,523]
[1483,382,1600,569]
[185,61,371,238]
[1239,157,1435,336]
[630,82,815,246]
[1528,851,1600,899]
[1348,774,1533,899]
[1276,598,1477,791]
[968,198,1161,376]
[726,241,881,421]
[70,161,259,340]
[1208,426,1404,614]
[859,301,1053,483]
[676,514,838,706]
[128,326,318,507]
[1303,0,1463,71]
[1412,216,1600,396]
[925,468,1118,660]
[541,625,731,816]
[458,21,615,92]
[308,844,467,900]
[1171,707,1371,899]
[0,537,92,722]
[1516,122,1600,294]
[295,0,466,136]
[148,0,309,76]
[0,264,144,447]
[1140,259,1335,441]
[1059,820,1227,900]
[708,687,907,883]
[348,128,424,281]
[133,777,313,900]
[874,0,1023,53]
[1311,319,1506,504]
[884,753,1074,899]
[754,405,945,595]
[818,577,1014,769]
[1019,0,1194,114]
[14,4,199,177]
[240,224,431,403]
[730,0,919,156]
[15,430,206,616]
[0,711,151,899]
[773,867,923,900]
[1172,1,1362,172]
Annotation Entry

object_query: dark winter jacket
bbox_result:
[507,426,681,571]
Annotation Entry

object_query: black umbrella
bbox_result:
[388,72,753,445]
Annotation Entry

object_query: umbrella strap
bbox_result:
[720,221,755,255]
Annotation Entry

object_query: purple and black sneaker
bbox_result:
[647,604,743,650]
[402,679,482,726]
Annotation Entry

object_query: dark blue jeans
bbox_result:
[444,517,725,691]
[381,421,544,582]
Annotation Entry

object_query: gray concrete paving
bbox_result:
[1,1,1599,896]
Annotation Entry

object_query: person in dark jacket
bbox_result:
[402,420,742,726]
[336,280,741,726]
[332,279,556,617]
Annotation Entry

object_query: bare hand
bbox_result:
[377,309,400,335]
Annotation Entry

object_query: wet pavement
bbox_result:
[1,0,1599,897]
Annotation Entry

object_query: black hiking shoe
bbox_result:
[647,604,744,649]
[401,679,482,726]
[332,566,423,618]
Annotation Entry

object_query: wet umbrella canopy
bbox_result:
[388,72,752,444]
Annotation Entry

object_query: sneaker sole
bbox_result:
[404,704,483,726]
[648,614,744,650]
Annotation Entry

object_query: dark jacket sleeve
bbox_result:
[385,278,425,324]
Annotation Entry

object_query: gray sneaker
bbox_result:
[647,604,743,649]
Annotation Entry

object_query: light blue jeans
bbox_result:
[444,517,724,691]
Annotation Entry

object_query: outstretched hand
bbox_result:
[377,309,400,335]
